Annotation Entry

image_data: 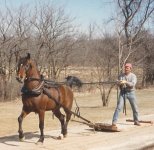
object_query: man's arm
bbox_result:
[125,74,137,88]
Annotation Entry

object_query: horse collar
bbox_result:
[22,80,44,96]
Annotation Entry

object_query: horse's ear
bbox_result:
[27,53,31,60]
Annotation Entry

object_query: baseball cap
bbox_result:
[125,63,132,69]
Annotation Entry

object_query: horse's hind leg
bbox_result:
[18,110,29,141]
[54,108,66,137]
[64,109,72,137]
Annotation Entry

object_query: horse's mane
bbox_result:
[65,76,82,88]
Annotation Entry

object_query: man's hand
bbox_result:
[120,80,127,84]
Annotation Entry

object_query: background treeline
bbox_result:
[0,1,154,104]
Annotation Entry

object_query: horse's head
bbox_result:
[16,53,33,83]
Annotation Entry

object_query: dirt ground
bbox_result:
[0,88,154,150]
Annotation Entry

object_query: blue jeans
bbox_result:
[112,90,139,124]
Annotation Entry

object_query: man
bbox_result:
[112,63,140,127]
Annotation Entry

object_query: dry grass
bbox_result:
[0,88,154,137]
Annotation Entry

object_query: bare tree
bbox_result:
[87,34,118,106]
[0,6,14,101]
[115,0,154,72]
[30,2,77,80]
[0,1,79,101]
[0,4,36,101]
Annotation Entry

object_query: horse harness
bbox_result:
[21,76,82,121]
[21,77,61,106]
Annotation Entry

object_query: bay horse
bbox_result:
[16,53,81,143]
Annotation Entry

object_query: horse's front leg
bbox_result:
[18,110,29,141]
[37,110,45,144]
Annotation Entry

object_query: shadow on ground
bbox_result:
[0,131,61,146]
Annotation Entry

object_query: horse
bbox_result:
[16,53,82,143]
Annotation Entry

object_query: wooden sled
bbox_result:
[72,119,120,132]
[88,122,120,132]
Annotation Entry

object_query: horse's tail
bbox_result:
[65,76,83,88]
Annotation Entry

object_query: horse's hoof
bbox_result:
[19,136,25,142]
[36,141,43,145]
[36,138,44,145]
[63,134,67,138]
[57,134,64,140]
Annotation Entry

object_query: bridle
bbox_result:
[16,60,32,83]
[19,63,31,74]
[17,62,45,95]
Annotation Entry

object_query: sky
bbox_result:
[0,0,115,34]
[54,0,115,33]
